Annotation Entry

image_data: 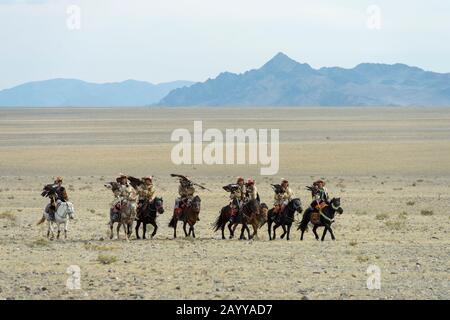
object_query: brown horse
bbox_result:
[213,200,268,240]
[238,202,268,240]
[168,195,201,238]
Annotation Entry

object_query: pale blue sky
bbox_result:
[0,0,449,90]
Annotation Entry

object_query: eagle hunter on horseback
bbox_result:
[37,177,75,239]
[267,179,302,240]
[104,174,138,240]
[271,179,294,221]
[128,175,164,239]
[168,174,208,238]
[214,177,267,240]
[298,180,344,241]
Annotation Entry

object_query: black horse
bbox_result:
[298,197,343,241]
[268,198,303,241]
[135,197,164,239]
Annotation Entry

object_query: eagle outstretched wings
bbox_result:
[41,184,58,198]
[271,184,284,194]
[104,181,121,193]
[127,176,144,190]
[171,174,210,191]
[223,184,240,193]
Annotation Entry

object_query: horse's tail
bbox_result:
[213,209,223,232]
[168,216,176,228]
[298,209,310,231]
[37,215,46,225]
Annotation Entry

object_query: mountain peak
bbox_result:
[262,52,297,68]
[261,52,310,73]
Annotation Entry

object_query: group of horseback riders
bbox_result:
[109,174,156,220]
[223,176,329,223]
[42,175,332,227]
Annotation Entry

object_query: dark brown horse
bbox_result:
[135,197,164,239]
[298,198,343,241]
[168,195,201,238]
[213,204,234,239]
[213,200,268,240]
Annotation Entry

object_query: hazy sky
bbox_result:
[0,0,449,90]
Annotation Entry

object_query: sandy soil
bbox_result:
[0,107,449,300]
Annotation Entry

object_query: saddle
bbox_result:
[310,203,329,225]
[310,212,321,225]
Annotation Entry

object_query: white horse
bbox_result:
[37,201,75,240]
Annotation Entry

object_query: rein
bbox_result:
[319,203,341,223]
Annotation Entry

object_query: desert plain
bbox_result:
[0,107,449,300]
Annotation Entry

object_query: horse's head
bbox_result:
[65,201,75,219]
[290,198,303,214]
[330,198,343,214]
[191,195,201,212]
[153,197,165,214]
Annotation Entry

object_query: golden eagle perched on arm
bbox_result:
[127,176,144,190]
[41,184,58,198]
[223,184,240,193]
[104,181,121,193]
[170,174,211,191]
[271,184,284,194]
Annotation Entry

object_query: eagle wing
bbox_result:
[223,184,239,193]
[127,176,144,189]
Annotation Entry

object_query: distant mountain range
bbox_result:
[159,52,450,107]
[2,53,450,107]
[0,79,194,107]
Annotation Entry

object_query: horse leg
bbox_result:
[221,224,226,240]
[150,221,158,238]
[116,223,121,240]
[239,224,246,240]
[228,223,234,239]
[246,225,252,240]
[251,223,258,240]
[191,225,196,238]
[312,225,319,240]
[272,224,279,240]
[64,221,68,239]
[123,223,129,241]
[109,222,114,240]
[56,223,61,240]
[328,227,336,241]
[286,224,292,241]
[47,221,51,239]
[183,221,188,237]
[135,221,141,239]
[49,222,55,240]
[321,227,328,241]
[173,220,177,239]
[267,221,272,240]
[127,223,133,238]
[245,225,253,240]
[280,224,287,239]
[300,230,305,241]
[142,223,147,239]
